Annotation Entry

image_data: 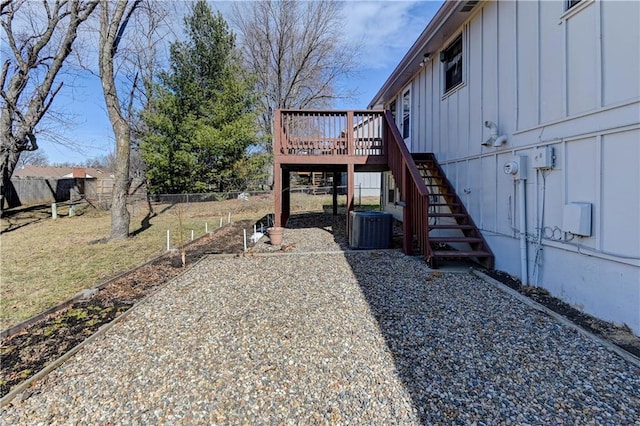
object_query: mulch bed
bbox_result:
[0,220,255,398]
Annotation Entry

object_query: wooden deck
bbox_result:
[273,109,494,269]
[273,108,432,261]
[274,110,494,268]
[273,110,389,228]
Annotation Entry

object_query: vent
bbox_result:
[461,1,479,12]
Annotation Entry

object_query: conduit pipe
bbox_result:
[483,120,507,147]
[518,177,528,285]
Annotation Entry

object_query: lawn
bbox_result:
[1,193,379,330]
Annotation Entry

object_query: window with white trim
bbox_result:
[443,35,463,93]
[566,0,582,10]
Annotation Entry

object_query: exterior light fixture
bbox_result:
[419,53,431,67]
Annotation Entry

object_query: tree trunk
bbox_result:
[101,51,132,239]
[98,0,141,240]
[110,121,131,239]
[0,139,20,211]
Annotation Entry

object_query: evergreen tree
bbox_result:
[141,0,257,194]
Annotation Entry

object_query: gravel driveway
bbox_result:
[2,215,639,425]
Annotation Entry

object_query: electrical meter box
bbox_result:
[562,202,592,236]
[533,146,555,169]
[503,155,527,180]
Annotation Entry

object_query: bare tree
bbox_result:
[16,150,48,168]
[97,0,172,239]
[231,0,359,150]
[0,0,98,208]
[97,0,141,239]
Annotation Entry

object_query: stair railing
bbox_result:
[383,110,432,260]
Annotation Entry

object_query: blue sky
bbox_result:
[38,1,443,165]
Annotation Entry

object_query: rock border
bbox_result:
[471,268,640,369]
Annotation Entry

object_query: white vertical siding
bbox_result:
[601,129,640,257]
[383,0,640,333]
[481,6,499,131]
[539,1,564,123]
[516,1,539,130]
[497,1,517,135]
[468,16,484,156]
[416,71,428,152]
[566,4,599,115]
[601,0,640,106]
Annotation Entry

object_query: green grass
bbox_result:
[0,193,379,329]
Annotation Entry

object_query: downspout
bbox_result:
[518,176,528,285]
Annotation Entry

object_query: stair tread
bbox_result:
[429,224,475,229]
[429,203,460,207]
[429,212,467,217]
[432,250,493,257]
[429,237,483,243]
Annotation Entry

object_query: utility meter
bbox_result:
[503,161,519,176]
[504,156,527,180]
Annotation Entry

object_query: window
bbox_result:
[402,89,410,139]
[566,0,582,10]
[443,35,463,92]
[389,100,397,121]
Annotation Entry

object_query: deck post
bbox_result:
[402,164,413,255]
[273,109,283,228]
[283,169,291,225]
[274,162,282,227]
[332,171,339,215]
[346,162,354,236]
[347,111,354,155]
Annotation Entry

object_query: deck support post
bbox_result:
[283,169,290,226]
[332,171,339,215]
[346,163,354,236]
[402,164,413,255]
[274,163,282,227]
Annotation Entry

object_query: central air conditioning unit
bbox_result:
[349,211,393,249]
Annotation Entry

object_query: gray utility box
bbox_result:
[349,211,393,249]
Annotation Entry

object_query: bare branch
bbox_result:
[0,0,13,16]
[39,81,64,120]
[0,0,98,205]
[232,0,359,135]
[0,60,8,90]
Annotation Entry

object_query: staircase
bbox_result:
[413,153,494,269]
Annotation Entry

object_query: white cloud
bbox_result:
[341,1,443,69]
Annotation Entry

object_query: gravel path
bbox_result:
[2,215,639,425]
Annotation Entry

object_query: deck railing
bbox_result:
[273,108,431,260]
[383,110,432,260]
[275,110,385,158]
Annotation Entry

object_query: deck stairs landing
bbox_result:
[413,153,494,269]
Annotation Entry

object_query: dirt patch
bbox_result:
[483,269,640,359]
[0,220,255,398]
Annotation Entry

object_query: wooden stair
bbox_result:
[412,153,494,269]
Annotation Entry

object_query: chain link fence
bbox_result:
[149,185,380,207]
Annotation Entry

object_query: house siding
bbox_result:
[384,0,640,333]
